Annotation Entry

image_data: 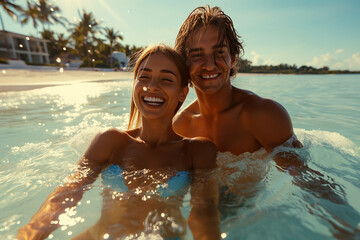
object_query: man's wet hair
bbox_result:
[175,5,244,77]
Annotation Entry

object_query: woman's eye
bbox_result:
[162,78,173,83]
[137,76,149,81]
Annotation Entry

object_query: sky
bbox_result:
[1,0,360,70]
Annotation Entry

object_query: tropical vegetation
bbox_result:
[235,57,360,74]
[1,0,142,68]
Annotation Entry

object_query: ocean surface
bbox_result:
[0,73,359,239]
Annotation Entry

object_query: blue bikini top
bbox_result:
[102,164,191,198]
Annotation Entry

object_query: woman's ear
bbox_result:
[179,86,189,103]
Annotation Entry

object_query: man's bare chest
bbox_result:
[189,115,262,155]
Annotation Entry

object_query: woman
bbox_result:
[16,44,220,240]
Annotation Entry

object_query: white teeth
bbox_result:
[202,74,218,79]
[143,96,164,103]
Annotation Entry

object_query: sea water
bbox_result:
[0,74,359,239]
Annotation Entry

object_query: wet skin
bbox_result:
[16,52,220,240]
[174,25,301,155]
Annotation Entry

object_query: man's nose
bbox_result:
[202,54,216,70]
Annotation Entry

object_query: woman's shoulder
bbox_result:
[94,128,131,145]
[84,128,131,163]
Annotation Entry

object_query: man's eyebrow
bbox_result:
[160,69,177,76]
[188,48,202,53]
[213,43,227,49]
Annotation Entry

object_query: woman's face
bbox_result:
[133,53,188,121]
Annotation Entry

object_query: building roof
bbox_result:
[0,30,49,42]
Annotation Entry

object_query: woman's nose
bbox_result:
[146,77,160,91]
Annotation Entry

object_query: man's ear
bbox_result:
[231,56,236,68]
[179,86,189,102]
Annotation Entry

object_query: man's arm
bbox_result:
[188,139,220,240]
[244,97,300,152]
[244,98,346,204]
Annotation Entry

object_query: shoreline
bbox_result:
[2,68,358,93]
[0,68,257,92]
[0,68,134,92]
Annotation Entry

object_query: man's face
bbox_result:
[186,25,235,95]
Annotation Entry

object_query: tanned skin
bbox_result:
[173,25,301,156]
[17,51,220,240]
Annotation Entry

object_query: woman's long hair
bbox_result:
[127,44,189,130]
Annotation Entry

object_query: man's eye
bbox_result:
[190,53,201,58]
[216,50,224,56]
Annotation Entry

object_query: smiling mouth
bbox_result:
[201,73,220,79]
[143,96,165,106]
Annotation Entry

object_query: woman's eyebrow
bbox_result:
[139,67,152,72]
[160,69,177,77]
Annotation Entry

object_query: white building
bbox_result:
[0,30,50,64]
[112,51,128,68]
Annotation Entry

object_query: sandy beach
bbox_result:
[0,68,257,92]
[0,68,133,92]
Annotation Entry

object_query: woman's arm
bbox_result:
[16,157,102,240]
[188,139,221,240]
[16,130,121,240]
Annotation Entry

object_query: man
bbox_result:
[173,6,348,211]
[174,5,302,157]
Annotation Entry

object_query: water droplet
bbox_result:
[103,233,110,239]
[221,233,227,239]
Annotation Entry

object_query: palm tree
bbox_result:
[103,27,123,68]
[0,0,23,29]
[41,29,70,60]
[20,0,67,31]
[70,10,100,60]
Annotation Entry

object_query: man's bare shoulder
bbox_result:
[236,88,294,150]
[173,100,199,135]
[179,99,200,116]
